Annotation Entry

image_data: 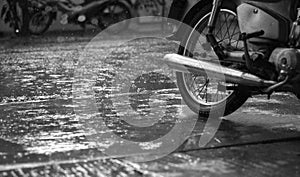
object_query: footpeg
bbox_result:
[239,30,264,40]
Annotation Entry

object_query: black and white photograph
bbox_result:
[0,0,299,176]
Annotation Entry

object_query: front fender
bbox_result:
[173,0,242,40]
[180,0,242,24]
[179,0,206,23]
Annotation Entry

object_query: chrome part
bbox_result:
[269,48,300,80]
[78,15,86,22]
[224,51,261,60]
[164,54,277,87]
[180,9,242,106]
[263,76,289,93]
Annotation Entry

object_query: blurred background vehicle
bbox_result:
[0,0,171,36]
[28,0,132,35]
[98,0,167,33]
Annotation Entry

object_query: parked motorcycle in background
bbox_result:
[28,0,54,35]
[96,0,132,34]
[28,0,132,35]
[164,0,300,118]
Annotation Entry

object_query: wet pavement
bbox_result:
[0,34,299,177]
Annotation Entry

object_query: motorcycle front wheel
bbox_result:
[29,10,53,35]
[177,3,250,118]
[97,1,131,34]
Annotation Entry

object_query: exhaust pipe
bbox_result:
[163,54,277,87]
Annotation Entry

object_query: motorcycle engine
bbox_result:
[269,48,300,98]
[269,48,300,74]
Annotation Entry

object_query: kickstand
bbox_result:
[239,30,265,74]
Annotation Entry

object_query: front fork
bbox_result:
[206,0,226,59]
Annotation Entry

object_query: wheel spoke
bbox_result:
[196,82,207,95]
[182,9,242,106]
[214,15,224,39]
[218,31,240,46]
[224,15,236,43]
[220,13,229,40]
[205,79,209,102]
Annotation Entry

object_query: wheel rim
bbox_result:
[100,3,130,31]
[182,9,242,106]
[29,12,50,34]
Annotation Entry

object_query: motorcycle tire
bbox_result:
[97,1,131,34]
[176,3,250,119]
[28,10,53,35]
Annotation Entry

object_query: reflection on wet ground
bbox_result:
[0,36,299,176]
[140,139,300,177]
[0,41,81,161]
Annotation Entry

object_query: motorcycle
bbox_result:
[28,0,132,35]
[163,0,300,118]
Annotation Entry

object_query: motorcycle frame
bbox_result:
[174,0,299,42]
[176,0,297,62]
[172,0,246,62]
[175,0,242,25]
[205,0,250,61]
[206,0,227,59]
